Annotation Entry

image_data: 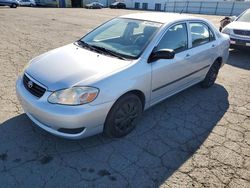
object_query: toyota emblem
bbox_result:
[28,80,33,88]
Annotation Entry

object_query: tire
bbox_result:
[10,3,17,8]
[104,94,143,138]
[200,61,221,88]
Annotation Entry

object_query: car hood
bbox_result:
[26,43,132,91]
[226,21,250,30]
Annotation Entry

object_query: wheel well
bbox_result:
[104,90,146,129]
[215,57,223,68]
[121,90,146,110]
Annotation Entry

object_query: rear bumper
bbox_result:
[16,76,114,139]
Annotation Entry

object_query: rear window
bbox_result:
[189,22,215,47]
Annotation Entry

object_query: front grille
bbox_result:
[23,74,46,98]
[233,29,250,36]
[58,127,85,134]
[231,37,250,43]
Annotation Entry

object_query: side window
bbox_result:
[157,23,188,53]
[190,22,214,47]
[155,3,161,11]
[134,2,140,9]
[209,29,215,41]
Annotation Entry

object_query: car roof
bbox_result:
[120,12,203,24]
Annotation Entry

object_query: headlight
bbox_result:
[48,87,99,105]
[222,27,231,35]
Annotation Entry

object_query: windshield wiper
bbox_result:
[76,40,100,52]
[76,41,129,60]
[90,45,128,60]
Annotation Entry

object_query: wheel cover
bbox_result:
[114,100,139,133]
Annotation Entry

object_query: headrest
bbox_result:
[143,26,157,36]
[191,26,205,34]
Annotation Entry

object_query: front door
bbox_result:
[151,22,194,104]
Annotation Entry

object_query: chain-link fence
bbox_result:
[126,0,250,16]
[162,1,250,16]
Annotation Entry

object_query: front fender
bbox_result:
[90,59,152,108]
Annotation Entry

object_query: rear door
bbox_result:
[186,21,218,80]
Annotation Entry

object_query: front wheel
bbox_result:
[200,61,221,88]
[104,94,143,138]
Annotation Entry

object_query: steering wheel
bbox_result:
[133,35,144,46]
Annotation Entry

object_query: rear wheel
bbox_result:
[10,3,17,8]
[201,61,221,88]
[104,94,143,138]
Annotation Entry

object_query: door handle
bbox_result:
[212,44,216,48]
[185,54,191,59]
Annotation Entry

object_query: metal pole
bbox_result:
[199,1,203,14]
[174,1,176,12]
[186,1,189,13]
[215,2,218,15]
[230,2,235,16]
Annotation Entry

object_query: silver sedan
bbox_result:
[16,13,230,139]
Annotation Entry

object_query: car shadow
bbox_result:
[227,48,250,70]
[0,84,229,187]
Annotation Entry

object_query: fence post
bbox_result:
[215,2,218,15]
[186,1,189,13]
[230,2,235,16]
[199,1,203,14]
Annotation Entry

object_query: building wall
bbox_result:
[124,0,165,9]
[35,0,58,7]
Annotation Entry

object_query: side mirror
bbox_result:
[148,49,175,63]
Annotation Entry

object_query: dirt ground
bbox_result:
[0,7,249,187]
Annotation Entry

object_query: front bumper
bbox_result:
[229,35,250,48]
[16,76,113,139]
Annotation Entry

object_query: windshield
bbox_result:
[80,18,162,59]
[237,9,250,22]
